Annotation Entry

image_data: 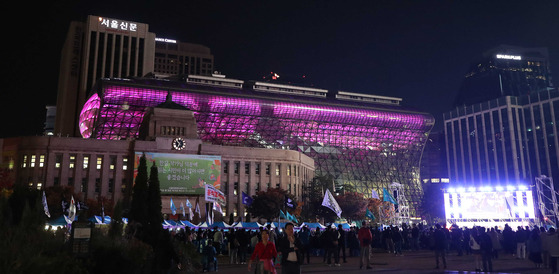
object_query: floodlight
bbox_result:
[468,187,476,192]
[447,188,456,193]
[518,185,528,191]
[481,186,492,192]
[506,186,516,191]
[495,186,504,192]
[457,187,466,193]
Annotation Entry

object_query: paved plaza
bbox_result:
[211,249,551,274]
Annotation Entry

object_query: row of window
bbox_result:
[223,161,299,176]
[22,154,129,171]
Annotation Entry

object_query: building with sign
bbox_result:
[1,99,315,219]
[154,39,214,77]
[77,75,434,214]
[453,45,554,107]
[55,15,156,137]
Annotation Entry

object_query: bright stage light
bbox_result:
[507,186,516,191]
[481,186,492,192]
[518,185,528,191]
[447,188,456,193]
[496,186,504,191]
[457,187,466,193]
[468,187,476,192]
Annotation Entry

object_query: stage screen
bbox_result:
[134,152,221,195]
[444,190,535,220]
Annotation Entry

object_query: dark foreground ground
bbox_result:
[204,248,551,274]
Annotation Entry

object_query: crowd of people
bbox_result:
[167,221,559,273]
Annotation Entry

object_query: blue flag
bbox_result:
[285,196,295,208]
[170,198,177,215]
[366,208,376,220]
[383,188,398,205]
[279,210,287,219]
[242,192,253,206]
[42,191,51,218]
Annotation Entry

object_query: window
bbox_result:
[275,165,280,176]
[255,163,260,175]
[110,156,116,170]
[287,165,291,176]
[234,162,239,174]
[69,155,76,169]
[245,163,250,174]
[95,179,101,193]
[68,178,74,187]
[223,161,229,173]
[123,158,128,170]
[122,179,127,193]
[234,182,238,195]
[22,155,27,168]
[30,155,36,168]
[81,178,87,193]
[83,156,89,169]
[266,164,270,175]
[55,154,62,168]
[39,155,45,168]
[97,156,102,170]
[109,179,114,193]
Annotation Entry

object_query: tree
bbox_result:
[146,162,163,245]
[336,192,368,221]
[301,174,337,222]
[130,154,149,224]
[247,188,294,221]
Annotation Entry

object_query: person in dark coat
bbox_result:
[337,224,348,263]
[478,227,493,272]
[277,222,304,274]
[433,224,447,269]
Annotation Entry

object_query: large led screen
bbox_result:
[444,190,535,220]
[134,152,221,195]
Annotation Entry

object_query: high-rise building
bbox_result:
[78,75,435,213]
[444,88,559,191]
[453,45,553,107]
[153,38,214,77]
[55,16,156,137]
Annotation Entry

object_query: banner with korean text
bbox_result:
[205,184,226,205]
[134,152,221,195]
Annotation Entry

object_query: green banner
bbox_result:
[134,152,221,195]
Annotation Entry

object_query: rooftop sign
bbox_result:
[155,38,177,43]
[98,17,137,32]
[496,54,521,60]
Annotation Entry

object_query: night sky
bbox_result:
[4,1,558,138]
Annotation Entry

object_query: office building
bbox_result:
[454,45,553,107]
[154,38,214,77]
[55,15,156,137]
[444,88,559,191]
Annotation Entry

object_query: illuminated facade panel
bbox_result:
[80,78,435,213]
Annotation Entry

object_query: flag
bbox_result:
[42,191,50,218]
[206,203,214,226]
[286,211,298,223]
[383,188,398,205]
[242,192,253,206]
[170,198,177,215]
[371,189,380,199]
[66,196,76,224]
[366,208,376,220]
[195,197,201,216]
[322,189,342,218]
[186,199,193,208]
[279,210,287,219]
[61,197,69,215]
[101,200,105,221]
[213,202,223,215]
[505,195,514,218]
[180,202,186,217]
[188,207,194,221]
[285,195,295,208]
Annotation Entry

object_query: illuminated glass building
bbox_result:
[78,75,435,213]
[444,88,559,191]
[454,45,553,107]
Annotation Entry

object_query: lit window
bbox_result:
[30,155,36,167]
[123,158,128,170]
[39,155,45,168]
[83,156,89,169]
[97,157,102,170]
[22,155,27,168]
[36,183,42,190]
[55,154,62,168]
[275,165,280,176]
[69,155,75,169]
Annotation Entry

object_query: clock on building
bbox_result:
[172,137,186,150]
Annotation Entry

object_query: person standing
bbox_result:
[213,228,223,255]
[546,228,559,274]
[516,226,528,259]
[248,230,278,274]
[358,221,373,270]
[433,224,447,269]
[324,225,340,266]
[337,224,348,263]
[478,227,493,272]
[298,226,311,264]
[277,222,303,274]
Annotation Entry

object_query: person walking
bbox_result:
[277,222,303,274]
[248,229,278,274]
[358,221,373,270]
[433,224,447,269]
